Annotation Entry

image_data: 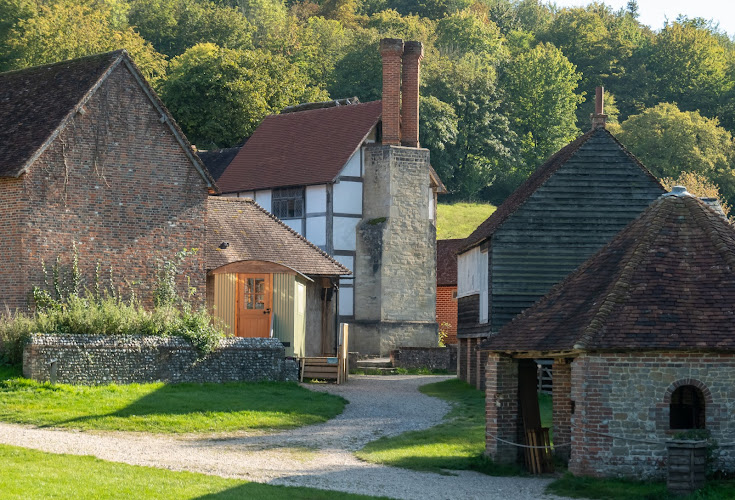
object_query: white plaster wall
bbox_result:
[283,218,304,235]
[239,191,254,199]
[339,286,354,316]
[306,185,327,213]
[340,150,361,177]
[428,188,435,221]
[333,217,359,251]
[255,190,272,212]
[457,246,484,297]
[305,216,327,246]
[333,181,362,214]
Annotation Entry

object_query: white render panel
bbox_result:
[333,216,359,251]
[283,218,304,235]
[340,150,361,177]
[428,188,435,221]
[305,215,327,246]
[333,181,363,214]
[239,191,254,199]
[306,184,327,213]
[339,286,354,316]
[255,190,272,212]
[334,254,354,273]
[457,246,485,298]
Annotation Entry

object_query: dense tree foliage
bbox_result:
[1,0,735,204]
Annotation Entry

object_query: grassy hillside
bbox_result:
[437,202,496,240]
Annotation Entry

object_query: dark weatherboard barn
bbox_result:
[455,90,666,388]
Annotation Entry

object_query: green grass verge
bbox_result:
[437,202,496,240]
[0,368,346,433]
[0,444,385,499]
[547,472,735,499]
[356,378,523,475]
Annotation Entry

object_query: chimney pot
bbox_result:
[590,86,608,130]
[401,41,423,148]
[380,38,404,146]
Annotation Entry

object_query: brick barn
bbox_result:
[436,238,463,345]
[0,50,216,311]
[483,188,735,478]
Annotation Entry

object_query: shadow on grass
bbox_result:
[194,483,387,500]
[0,370,346,433]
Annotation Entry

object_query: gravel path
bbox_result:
[0,375,563,500]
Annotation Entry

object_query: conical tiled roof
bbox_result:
[482,192,735,352]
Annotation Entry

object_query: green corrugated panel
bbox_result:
[213,273,236,336]
[272,273,295,356]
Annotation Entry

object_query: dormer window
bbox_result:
[272,187,304,219]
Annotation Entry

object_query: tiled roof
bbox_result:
[207,197,351,276]
[216,100,382,193]
[461,128,662,253]
[482,194,735,353]
[437,239,464,286]
[0,51,122,177]
[0,51,216,188]
[198,145,243,181]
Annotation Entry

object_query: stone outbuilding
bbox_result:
[482,189,735,478]
[455,89,665,389]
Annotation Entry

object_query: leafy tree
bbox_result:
[291,16,350,87]
[435,9,504,57]
[128,0,254,58]
[366,9,434,42]
[647,21,733,118]
[502,42,583,169]
[613,102,735,203]
[327,28,382,102]
[422,53,515,200]
[5,0,167,83]
[0,0,37,70]
[160,43,327,148]
[390,0,472,20]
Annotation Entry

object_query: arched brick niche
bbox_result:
[657,379,715,431]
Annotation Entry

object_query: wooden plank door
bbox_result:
[236,274,272,338]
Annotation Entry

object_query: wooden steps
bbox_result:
[299,324,349,384]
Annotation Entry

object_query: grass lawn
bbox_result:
[547,472,735,500]
[436,202,496,240]
[0,365,346,433]
[356,378,528,475]
[0,444,385,500]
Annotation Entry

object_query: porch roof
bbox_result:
[207,197,351,277]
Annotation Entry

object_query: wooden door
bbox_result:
[236,274,272,337]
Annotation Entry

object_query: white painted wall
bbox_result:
[339,286,354,316]
[333,181,362,214]
[333,217,359,251]
[341,150,361,177]
[255,190,272,212]
[428,188,435,221]
[283,218,304,235]
[239,191,254,199]
[305,215,327,246]
[457,247,489,323]
[306,185,327,213]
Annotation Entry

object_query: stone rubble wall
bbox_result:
[390,345,457,372]
[23,334,298,385]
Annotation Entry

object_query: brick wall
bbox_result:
[23,334,298,384]
[0,63,209,310]
[437,285,458,344]
[552,359,572,463]
[0,177,27,311]
[485,353,520,464]
[569,352,735,479]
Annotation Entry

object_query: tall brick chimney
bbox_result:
[380,38,404,146]
[401,41,423,148]
[590,86,607,130]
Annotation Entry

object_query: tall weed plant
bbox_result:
[0,248,223,367]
